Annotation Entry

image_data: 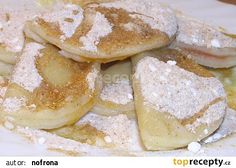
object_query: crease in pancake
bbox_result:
[0,42,102,129]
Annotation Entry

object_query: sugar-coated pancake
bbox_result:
[132,48,227,150]
[92,60,135,118]
[0,0,234,156]
[0,7,42,64]
[25,0,177,62]
[0,42,102,129]
[0,61,13,77]
[10,107,235,155]
[49,113,142,151]
[172,13,236,68]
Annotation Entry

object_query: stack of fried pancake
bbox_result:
[0,0,236,153]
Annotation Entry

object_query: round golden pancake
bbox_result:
[132,48,227,150]
[26,0,177,62]
[0,6,42,64]
[0,42,102,129]
[172,13,236,68]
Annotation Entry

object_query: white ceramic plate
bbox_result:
[0,0,236,156]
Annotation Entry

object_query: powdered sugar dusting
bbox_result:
[202,107,236,144]
[80,12,113,52]
[77,113,142,151]
[176,14,236,48]
[0,7,40,52]
[86,66,99,92]
[11,42,44,92]
[100,79,133,105]
[134,56,226,120]
[2,97,26,112]
[40,3,84,40]
[122,22,141,32]
[100,0,177,37]
[211,39,221,48]
[10,114,142,154]
[15,125,115,156]
[167,60,177,65]
[186,100,226,132]
[187,142,201,153]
